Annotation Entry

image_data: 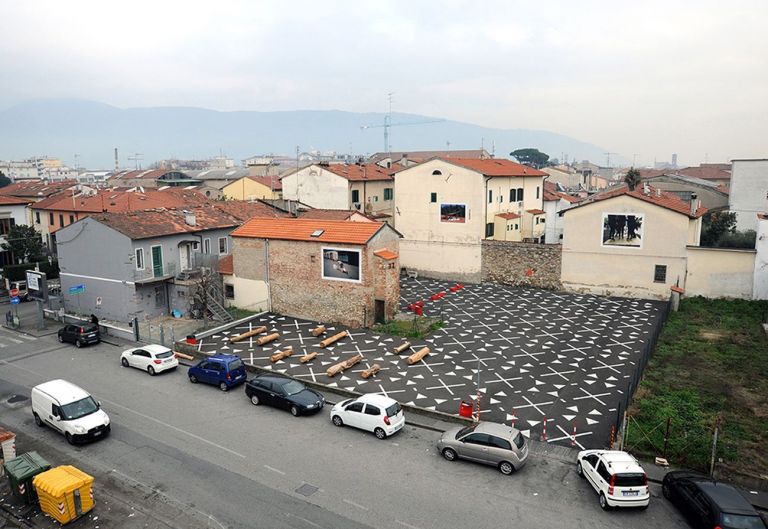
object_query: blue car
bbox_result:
[188,354,247,391]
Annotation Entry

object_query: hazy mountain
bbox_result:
[0,99,622,168]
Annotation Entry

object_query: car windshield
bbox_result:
[386,402,401,417]
[513,432,525,449]
[613,473,646,487]
[60,396,99,420]
[455,423,478,440]
[155,351,173,359]
[722,514,765,529]
[282,380,304,395]
[228,359,244,370]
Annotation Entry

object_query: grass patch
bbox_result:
[226,307,260,320]
[627,297,768,479]
[373,317,443,339]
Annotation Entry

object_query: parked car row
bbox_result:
[32,347,766,528]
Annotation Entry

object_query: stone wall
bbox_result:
[481,240,562,289]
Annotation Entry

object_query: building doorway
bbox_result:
[374,299,385,324]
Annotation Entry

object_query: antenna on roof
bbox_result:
[128,153,143,170]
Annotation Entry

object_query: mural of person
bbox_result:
[627,215,640,241]
[615,215,627,242]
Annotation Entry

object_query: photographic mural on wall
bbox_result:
[602,213,644,248]
[322,248,361,282]
[440,203,467,223]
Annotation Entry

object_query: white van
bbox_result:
[31,380,110,444]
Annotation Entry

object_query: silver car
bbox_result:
[436,421,529,475]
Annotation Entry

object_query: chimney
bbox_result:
[643,182,650,195]
[185,213,197,226]
[656,188,661,197]
[690,193,698,216]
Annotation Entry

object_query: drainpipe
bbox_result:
[483,177,490,239]
[264,240,272,311]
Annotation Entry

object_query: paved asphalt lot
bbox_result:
[197,277,667,449]
[0,322,690,529]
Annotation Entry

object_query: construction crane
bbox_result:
[360,93,443,153]
[128,153,144,170]
[604,152,617,168]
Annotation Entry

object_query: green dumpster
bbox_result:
[3,451,51,505]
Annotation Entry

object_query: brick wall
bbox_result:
[233,237,266,280]
[481,240,562,289]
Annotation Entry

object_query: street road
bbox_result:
[0,325,690,529]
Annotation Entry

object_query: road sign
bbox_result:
[68,284,86,295]
[9,288,18,297]
[96,297,102,306]
[10,297,20,305]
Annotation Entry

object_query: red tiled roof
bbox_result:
[232,218,389,245]
[322,163,396,182]
[32,188,208,213]
[373,249,398,260]
[110,169,187,181]
[717,184,730,195]
[0,180,76,199]
[369,149,488,163]
[91,205,242,240]
[218,254,234,275]
[677,165,731,181]
[297,209,358,221]
[247,175,282,191]
[0,195,34,205]
[440,158,548,177]
[559,194,582,203]
[495,212,521,220]
[212,200,289,221]
[565,184,707,218]
[526,209,545,215]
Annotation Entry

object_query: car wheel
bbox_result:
[599,493,610,511]
[75,340,82,348]
[290,405,299,417]
[250,394,260,406]
[147,365,156,376]
[374,427,387,440]
[332,415,343,427]
[57,335,64,343]
[65,432,75,445]
[499,461,515,475]
[576,461,584,477]
[662,482,673,500]
[442,448,457,462]
[33,413,43,427]
[189,375,198,383]
[219,382,228,392]
[121,358,129,368]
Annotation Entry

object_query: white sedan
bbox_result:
[120,344,179,375]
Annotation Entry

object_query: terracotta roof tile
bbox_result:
[322,163,396,182]
[0,195,34,205]
[0,180,76,198]
[232,218,390,245]
[247,175,283,190]
[368,149,488,163]
[495,212,521,220]
[91,205,242,240]
[564,184,707,218]
[677,165,731,181]
[440,158,548,177]
[558,194,582,203]
[296,209,357,221]
[32,188,208,213]
[373,249,398,260]
[212,200,289,221]
[218,254,234,275]
[526,209,545,215]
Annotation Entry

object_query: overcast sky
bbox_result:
[1,0,766,166]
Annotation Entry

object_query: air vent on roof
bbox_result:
[310,229,324,238]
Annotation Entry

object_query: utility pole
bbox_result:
[128,153,143,170]
[385,92,393,153]
[604,152,617,168]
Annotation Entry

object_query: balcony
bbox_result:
[134,262,177,284]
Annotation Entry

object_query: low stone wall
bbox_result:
[481,240,562,289]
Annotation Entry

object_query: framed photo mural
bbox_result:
[440,203,467,223]
[322,247,361,282]
[602,213,644,248]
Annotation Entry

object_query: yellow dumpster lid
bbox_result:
[32,466,93,496]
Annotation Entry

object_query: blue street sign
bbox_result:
[10,296,20,305]
[68,284,86,295]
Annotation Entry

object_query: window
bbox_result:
[432,170,442,176]
[203,238,211,254]
[463,433,490,446]
[485,223,494,237]
[487,435,512,451]
[488,190,493,203]
[49,212,54,225]
[384,188,393,200]
[351,190,360,203]
[430,192,437,203]
[346,402,364,413]
[69,214,75,224]
[654,265,667,283]
[517,188,524,201]
[135,248,145,270]
[364,404,381,416]
[596,461,612,482]
[536,186,540,199]
[35,212,40,224]
[515,223,519,230]
[373,195,379,202]
[59,214,64,227]
[218,237,228,255]
[224,284,235,299]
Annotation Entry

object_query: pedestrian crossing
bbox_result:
[0,328,36,348]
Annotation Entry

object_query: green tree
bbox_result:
[624,167,642,191]
[1,225,45,263]
[701,210,737,246]
[510,148,549,169]
[0,171,10,188]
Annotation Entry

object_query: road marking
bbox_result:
[396,520,423,529]
[263,465,286,475]
[343,498,369,511]
[101,399,246,459]
[284,512,325,529]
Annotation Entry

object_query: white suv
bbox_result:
[576,450,649,510]
[330,394,405,439]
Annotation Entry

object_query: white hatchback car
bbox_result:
[120,344,179,376]
[576,450,650,510]
[330,394,405,439]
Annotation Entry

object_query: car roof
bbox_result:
[598,451,645,474]
[256,374,290,383]
[34,379,90,405]
[209,353,240,361]
[356,393,398,406]
[143,344,172,354]
[696,482,757,514]
[475,421,520,438]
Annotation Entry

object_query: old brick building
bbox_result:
[230,218,401,327]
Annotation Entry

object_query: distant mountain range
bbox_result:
[0,99,623,169]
